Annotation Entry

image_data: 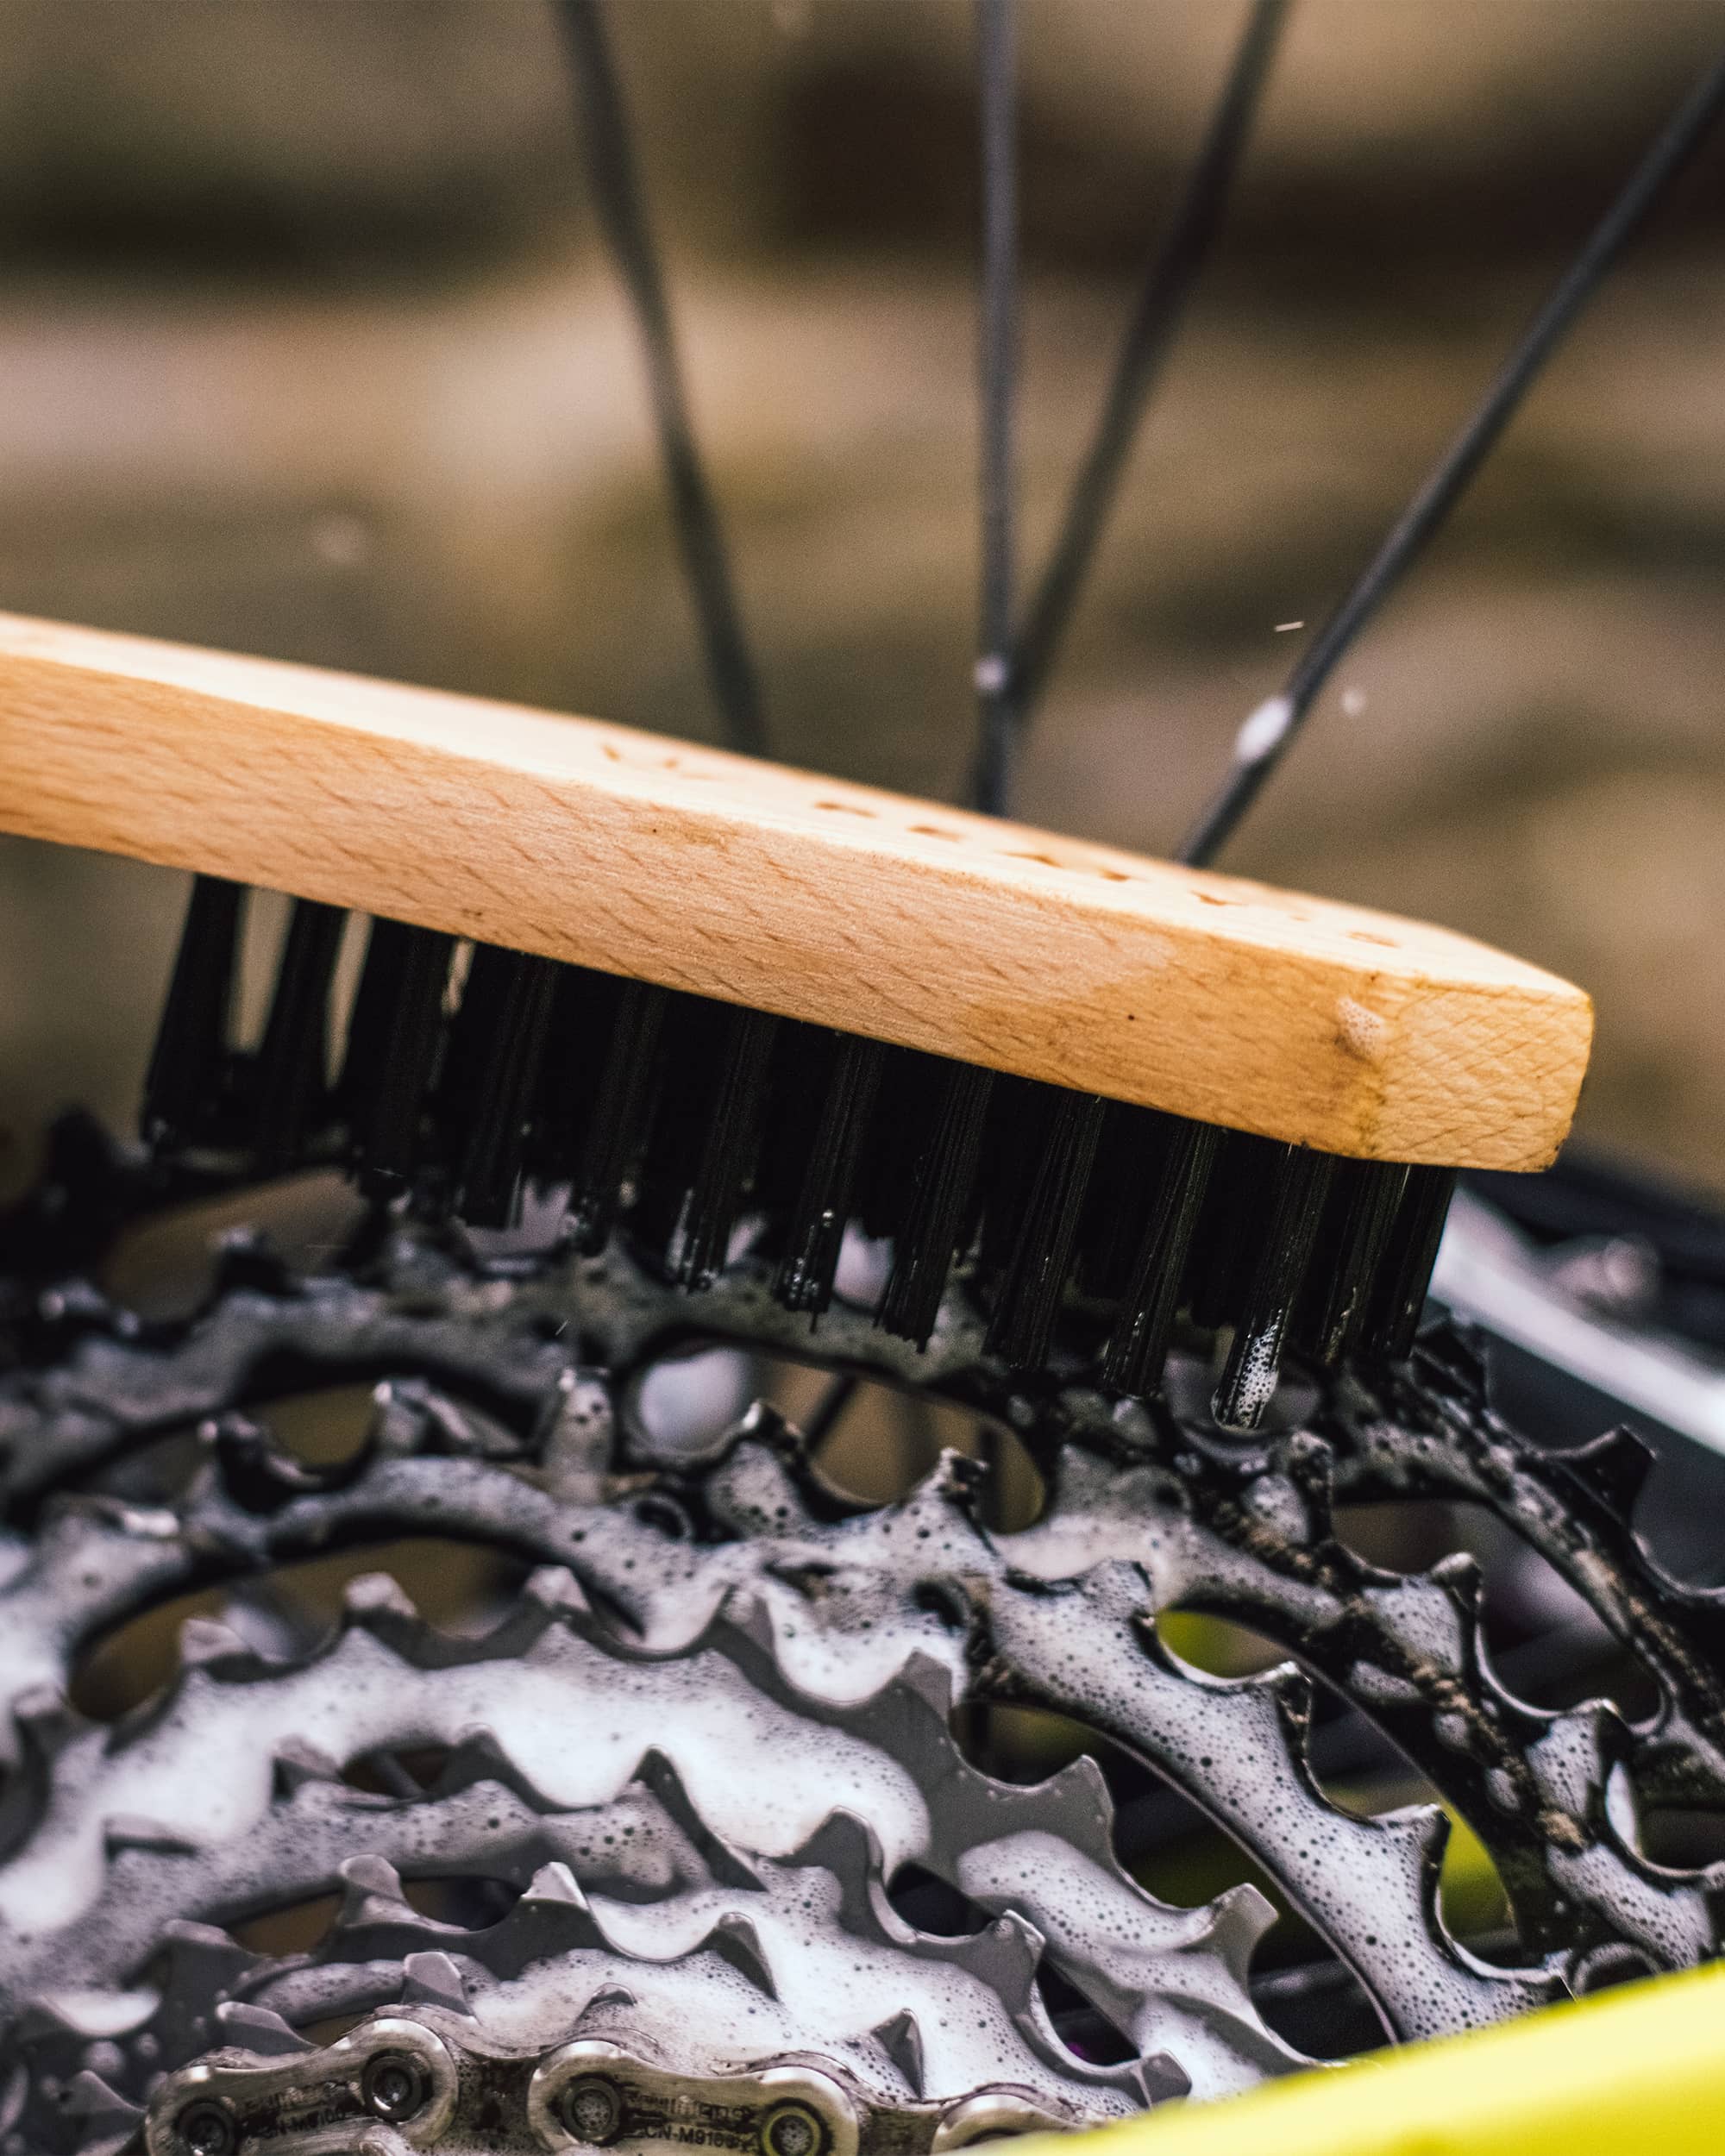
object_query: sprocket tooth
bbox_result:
[178,1614,258,1670]
[9,1995,86,2053]
[103,1813,199,1858]
[477,1861,610,1976]
[3,1687,84,1852]
[1015,1753,1116,1852]
[14,1684,85,1759]
[336,1852,412,1927]
[157,1919,257,1996]
[432,1727,544,1803]
[701,1913,778,1998]
[894,1653,958,1719]
[784,1810,888,1939]
[203,1411,353,1514]
[273,1737,343,1797]
[1557,1426,1656,1525]
[950,1913,1044,2017]
[341,1572,421,1636]
[369,1379,436,1457]
[1413,1319,1490,1399]
[631,1749,763,1891]
[872,2009,925,2096]
[60,2068,142,2152]
[401,1950,474,2017]
[144,1922,260,2071]
[524,1859,589,1905]
[716,1586,779,1659]
[213,2002,313,2056]
[523,1565,591,1619]
[1135,2053,1193,2106]
[732,1399,806,1459]
[1189,1883,1280,1990]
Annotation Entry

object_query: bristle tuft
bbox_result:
[342,919,455,1190]
[251,899,345,1172]
[775,1033,885,1315]
[1101,1119,1218,1398]
[985,1092,1106,1368]
[1212,1146,1334,1430]
[878,1062,994,1348]
[141,874,244,1149]
[674,1007,780,1288]
[572,979,668,1254]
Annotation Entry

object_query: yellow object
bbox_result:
[1044,1961,1725,2155]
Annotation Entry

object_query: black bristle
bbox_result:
[1363,1163,1458,1359]
[974,1077,1051,1282]
[1101,1117,1218,1397]
[443,947,559,1226]
[138,882,1457,1402]
[1075,1102,1170,1302]
[630,995,731,1262]
[250,899,347,1173]
[571,979,669,1254]
[530,965,623,1188]
[341,919,455,1191]
[852,1048,942,1245]
[1212,1145,1335,1431]
[141,874,244,1149]
[1186,1131,1280,1333]
[1295,1159,1410,1367]
[673,1006,781,1288]
[985,1090,1107,1368]
[877,1061,994,1348]
[775,1032,886,1315]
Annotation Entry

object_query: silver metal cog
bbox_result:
[0,1182,1722,2152]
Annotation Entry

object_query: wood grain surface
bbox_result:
[0,611,1591,1169]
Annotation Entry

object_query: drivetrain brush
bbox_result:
[0,611,1590,1428]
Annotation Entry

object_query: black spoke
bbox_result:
[555,0,768,760]
[973,0,1020,818]
[1009,0,1286,736]
[1180,46,1725,869]
[801,1372,858,1447]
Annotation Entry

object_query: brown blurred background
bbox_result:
[5,0,1725,1197]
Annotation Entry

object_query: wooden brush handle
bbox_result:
[0,611,1590,1170]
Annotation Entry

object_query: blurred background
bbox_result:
[4,0,1725,1197]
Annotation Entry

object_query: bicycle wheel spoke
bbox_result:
[973,0,1020,818]
[1010,0,1287,735]
[555,0,769,759]
[1179,45,1725,869]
